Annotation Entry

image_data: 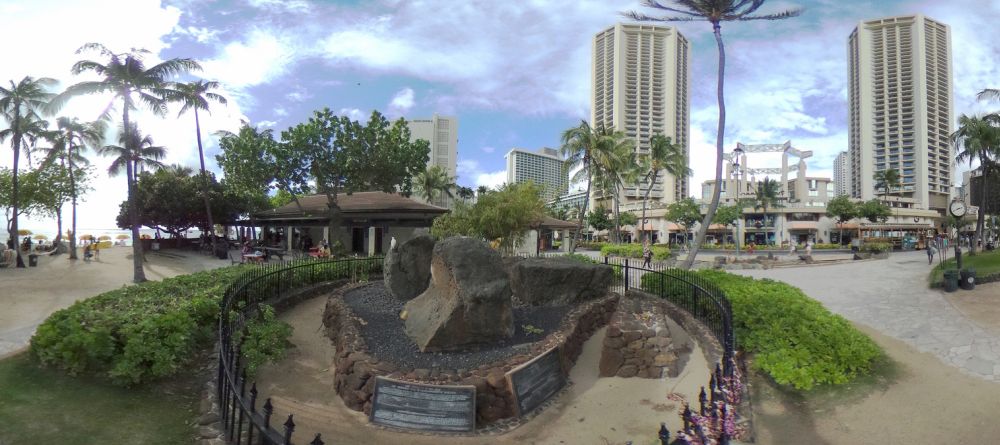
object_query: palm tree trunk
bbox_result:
[642,172,654,244]
[194,108,216,246]
[570,162,591,253]
[10,115,25,268]
[684,22,726,270]
[974,165,989,255]
[123,101,146,282]
[612,192,621,243]
[69,147,79,260]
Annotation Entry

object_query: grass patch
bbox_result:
[0,352,199,445]
[929,249,1000,286]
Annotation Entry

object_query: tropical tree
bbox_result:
[872,168,900,202]
[430,182,546,253]
[476,185,490,197]
[591,128,637,243]
[858,199,890,223]
[753,177,783,245]
[171,80,227,241]
[978,88,1000,102]
[413,165,456,204]
[586,205,614,234]
[0,76,56,267]
[52,43,200,282]
[624,0,802,268]
[666,197,702,247]
[825,195,858,245]
[561,120,604,252]
[640,134,690,244]
[40,117,105,258]
[456,186,475,202]
[712,203,742,246]
[101,123,167,179]
[951,113,1000,255]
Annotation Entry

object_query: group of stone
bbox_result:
[384,236,612,352]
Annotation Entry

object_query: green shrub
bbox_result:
[862,242,892,253]
[640,269,881,390]
[600,243,671,260]
[812,243,842,249]
[576,241,606,250]
[240,305,293,378]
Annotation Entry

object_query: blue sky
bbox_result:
[2,0,999,232]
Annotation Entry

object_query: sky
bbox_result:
[2,0,999,235]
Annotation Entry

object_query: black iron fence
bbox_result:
[217,257,383,445]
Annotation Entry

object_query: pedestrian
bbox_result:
[642,242,653,268]
[927,244,936,265]
[748,242,756,255]
[805,240,813,256]
[788,242,796,256]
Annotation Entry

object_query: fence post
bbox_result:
[624,258,630,291]
[658,422,670,445]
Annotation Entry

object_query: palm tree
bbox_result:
[456,186,475,202]
[0,76,57,267]
[640,134,690,244]
[753,177,783,245]
[872,169,900,202]
[476,185,490,198]
[952,114,1000,255]
[101,123,167,179]
[41,117,106,259]
[413,165,457,205]
[978,89,1000,102]
[561,120,608,252]
[52,43,199,282]
[624,0,802,268]
[591,128,637,243]
[171,80,227,239]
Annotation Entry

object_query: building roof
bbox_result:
[533,215,578,230]
[254,192,448,222]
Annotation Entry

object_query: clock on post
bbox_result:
[949,200,967,218]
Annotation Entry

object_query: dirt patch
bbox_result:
[753,322,1000,444]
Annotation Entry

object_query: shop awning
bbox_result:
[787,222,818,230]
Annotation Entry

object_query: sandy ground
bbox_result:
[254,294,712,445]
[0,247,230,359]
[753,320,1000,444]
[945,282,1000,334]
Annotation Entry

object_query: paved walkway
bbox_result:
[734,250,1000,382]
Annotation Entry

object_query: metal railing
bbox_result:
[217,257,383,445]
[602,256,735,378]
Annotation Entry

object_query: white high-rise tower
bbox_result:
[834,151,851,197]
[848,14,953,212]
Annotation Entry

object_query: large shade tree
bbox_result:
[52,43,200,282]
[951,113,1000,255]
[171,80,227,240]
[215,123,285,237]
[624,0,802,269]
[0,76,56,267]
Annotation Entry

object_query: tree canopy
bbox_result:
[115,167,245,237]
[431,182,546,252]
[666,198,702,232]
[858,199,890,223]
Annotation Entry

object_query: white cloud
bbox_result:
[246,0,311,14]
[200,28,299,109]
[257,120,278,127]
[388,87,415,115]
[481,146,495,154]
[273,107,288,117]
[338,108,367,122]
[476,171,507,189]
[175,25,220,43]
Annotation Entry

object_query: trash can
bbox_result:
[943,269,960,292]
[28,254,38,267]
[960,268,976,291]
[215,243,228,260]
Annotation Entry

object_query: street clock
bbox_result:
[949,200,968,218]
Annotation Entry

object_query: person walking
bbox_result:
[805,240,813,256]
[927,244,936,265]
[642,242,653,268]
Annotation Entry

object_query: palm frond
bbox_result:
[738,9,804,21]
[977,88,1000,103]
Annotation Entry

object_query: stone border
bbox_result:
[195,279,358,445]
[324,282,620,431]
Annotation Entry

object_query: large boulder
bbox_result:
[403,237,514,352]
[507,257,613,306]
[384,235,436,300]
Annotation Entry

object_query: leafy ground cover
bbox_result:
[929,249,1000,286]
[642,269,882,390]
[0,352,200,445]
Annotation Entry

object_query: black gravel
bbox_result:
[342,281,571,370]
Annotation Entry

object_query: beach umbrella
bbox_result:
[33,234,48,240]
[98,235,112,241]
[18,229,32,236]
[116,234,130,240]
[81,234,95,241]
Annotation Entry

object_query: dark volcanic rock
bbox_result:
[507,257,613,306]
[403,237,514,352]
[384,235,436,300]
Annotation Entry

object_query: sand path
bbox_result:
[253,294,713,445]
[0,247,229,359]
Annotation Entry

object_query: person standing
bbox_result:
[805,240,813,256]
[927,243,936,265]
[642,243,653,268]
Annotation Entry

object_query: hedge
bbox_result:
[641,269,881,390]
[600,243,671,260]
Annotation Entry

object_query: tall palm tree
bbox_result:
[952,114,1000,255]
[624,0,802,268]
[640,134,690,244]
[52,43,199,282]
[171,80,227,238]
[978,89,1000,103]
[753,177,783,245]
[413,165,456,205]
[590,128,637,243]
[0,76,57,267]
[41,117,106,259]
[872,169,900,202]
[561,120,607,252]
[101,123,167,179]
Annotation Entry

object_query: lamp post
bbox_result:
[731,146,744,257]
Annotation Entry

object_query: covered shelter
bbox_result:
[246,192,448,256]
[514,215,579,256]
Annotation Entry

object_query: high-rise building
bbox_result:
[505,147,568,202]
[848,14,953,212]
[592,23,690,205]
[834,151,851,197]
[407,114,458,179]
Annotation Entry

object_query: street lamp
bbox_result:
[731,146,744,257]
